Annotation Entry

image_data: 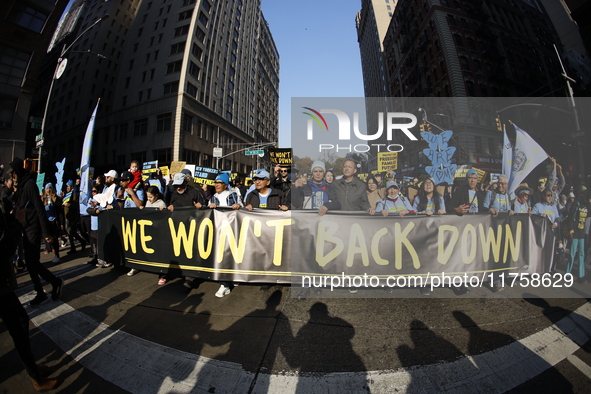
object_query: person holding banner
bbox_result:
[115,171,145,209]
[484,175,510,215]
[245,170,288,211]
[373,181,413,217]
[292,161,340,216]
[209,173,243,297]
[412,178,446,215]
[167,173,207,211]
[333,159,374,214]
[450,169,485,215]
[509,184,533,215]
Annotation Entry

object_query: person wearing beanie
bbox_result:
[8,158,63,307]
[291,160,340,215]
[449,169,485,215]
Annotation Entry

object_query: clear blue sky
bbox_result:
[261,0,365,147]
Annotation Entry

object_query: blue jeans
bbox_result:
[566,238,585,279]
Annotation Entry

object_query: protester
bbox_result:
[115,171,145,209]
[292,161,340,215]
[244,170,288,211]
[566,188,588,282]
[532,189,559,229]
[366,174,385,210]
[209,173,242,297]
[531,178,547,206]
[449,169,485,215]
[333,159,374,214]
[271,164,293,207]
[168,173,207,211]
[509,184,533,215]
[143,186,167,209]
[87,187,109,267]
[412,178,446,215]
[42,183,64,264]
[484,174,510,214]
[325,169,335,184]
[62,180,86,255]
[127,160,142,190]
[0,207,59,391]
[9,158,63,307]
[373,181,413,217]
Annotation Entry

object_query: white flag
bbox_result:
[79,100,99,214]
[502,126,512,179]
[508,124,548,193]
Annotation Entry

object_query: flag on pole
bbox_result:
[79,99,99,214]
[502,125,512,179]
[508,124,548,193]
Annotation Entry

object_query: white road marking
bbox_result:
[20,292,591,394]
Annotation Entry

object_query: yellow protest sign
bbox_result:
[378,152,398,172]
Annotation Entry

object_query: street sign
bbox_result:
[36,138,44,148]
[571,131,584,139]
[213,147,223,157]
[55,58,68,79]
[30,117,42,130]
[245,150,264,155]
[35,133,43,142]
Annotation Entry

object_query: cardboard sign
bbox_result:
[377,152,398,172]
[170,161,186,175]
[268,148,292,166]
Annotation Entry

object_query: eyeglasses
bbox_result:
[253,178,267,181]
[545,194,553,197]
[214,181,224,184]
[280,170,288,173]
[92,190,98,193]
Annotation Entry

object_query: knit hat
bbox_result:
[466,169,478,178]
[66,179,74,186]
[215,172,231,186]
[45,182,53,191]
[311,161,326,172]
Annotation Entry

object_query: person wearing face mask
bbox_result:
[372,181,413,217]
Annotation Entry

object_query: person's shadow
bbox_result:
[281,302,370,393]
[397,319,470,392]
[453,310,573,392]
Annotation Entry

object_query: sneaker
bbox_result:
[43,250,50,254]
[51,256,61,264]
[127,268,139,276]
[215,284,231,298]
[158,278,167,285]
[86,259,98,265]
[183,279,193,289]
[30,376,59,391]
[96,259,112,268]
[30,292,48,307]
[558,241,563,249]
[51,278,64,301]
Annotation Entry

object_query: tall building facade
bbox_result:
[41,0,279,177]
[356,0,397,98]
[0,0,69,169]
[36,0,142,175]
[378,0,574,177]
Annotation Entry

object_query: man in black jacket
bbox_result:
[9,158,63,307]
[245,170,288,211]
[449,169,486,215]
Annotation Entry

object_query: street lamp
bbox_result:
[38,14,109,174]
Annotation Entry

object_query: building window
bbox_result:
[117,122,128,140]
[195,27,206,43]
[192,43,203,60]
[166,60,183,74]
[181,112,193,134]
[186,82,197,97]
[188,61,200,78]
[170,41,186,55]
[174,25,189,37]
[184,149,199,164]
[163,81,179,94]
[6,4,48,33]
[0,45,31,87]
[131,151,147,164]
[475,136,482,153]
[156,113,172,132]
[153,148,172,163]
[133,118,148,136]
[198,12,208,26]
[202,0,212,12]
[178,10,193,21]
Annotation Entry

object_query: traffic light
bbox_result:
[420,124,426,132]
[427,124,433,133]
[495,116,502,131]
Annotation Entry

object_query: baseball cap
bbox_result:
[116,171,134,182]
[104,170,118,178]
[386,180,399,189]
[254,169,270,179]
[172,172,186,186]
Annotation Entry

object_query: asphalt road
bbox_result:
[1,248,591,393]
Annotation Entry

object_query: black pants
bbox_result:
[78,215,91,245]
[23,232,59,294]
[66,219,86,251]
[0,291,42,381]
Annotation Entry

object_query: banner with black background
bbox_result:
[98,209,553,284]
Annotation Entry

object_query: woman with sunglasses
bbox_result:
[532,189,560,230]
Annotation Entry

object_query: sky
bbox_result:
[261,0,365,147]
